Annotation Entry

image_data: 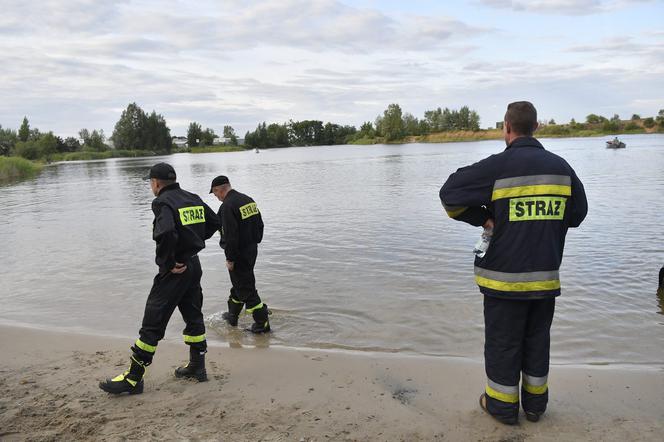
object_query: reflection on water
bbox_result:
[0,135,663,366]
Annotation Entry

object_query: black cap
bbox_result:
[145,162,176,180]
[209,175,230,193]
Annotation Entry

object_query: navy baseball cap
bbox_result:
[144,162,176,180]
[209,175,230,193]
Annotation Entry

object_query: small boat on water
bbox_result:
[606,138,626,149]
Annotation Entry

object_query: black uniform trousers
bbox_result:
[132,255,207,364]
[228,243,262,310]
[484,295,555,420]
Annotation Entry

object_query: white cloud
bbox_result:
[478,0,654,15]
[0,0,661,137]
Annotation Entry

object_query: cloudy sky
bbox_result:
[1,0,663,138]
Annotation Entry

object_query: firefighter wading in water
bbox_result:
[99,163,221,395]
[209,175,270,333]
[440,101,588,425]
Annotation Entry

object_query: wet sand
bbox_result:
[0,324,662,441]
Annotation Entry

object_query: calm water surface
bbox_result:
[1,134,663,367]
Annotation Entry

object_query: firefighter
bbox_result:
[99,163,221,395]
[209,175,270,333]
[440,102,587,424]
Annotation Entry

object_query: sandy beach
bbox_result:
[0,325,662,441]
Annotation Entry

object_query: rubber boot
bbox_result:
[99,355,146,395]
[174,347,208,382]
[248,303,271,334]
[222,296,243,326]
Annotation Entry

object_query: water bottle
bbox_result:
[473,227,493,258]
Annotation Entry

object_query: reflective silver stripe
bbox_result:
[493,174,571,190]
[523,373,548,386]
[488,379,519,395]
[474,267,559,283]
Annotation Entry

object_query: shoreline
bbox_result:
[3,318,662,371]
[1,324,663,441]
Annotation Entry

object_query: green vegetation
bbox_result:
[111,103,172,152]
[2,104,663,179]
[190,145,245,153]
[0,156,43,183]
[242,104,484,149]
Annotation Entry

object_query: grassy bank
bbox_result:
[350,124,663,145]
[190,145,246,153]
[50,149,157,162]
[349,130,503,145]
[0,156,43,183]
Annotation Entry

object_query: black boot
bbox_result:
[248,303,271,334]
[174,347,208,382]
[222,297,243,326]
[99,355,147,395]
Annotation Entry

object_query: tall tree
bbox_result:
[200,128,216,146]
[143,111,171,152]
[0,125,18,155]
[402,112,420,136]
[18,117,30,142]
[187,122,203,147]
[223,125,238,145]
[80,129,107,151]
[380,103,405,141]
[112,103,147,150]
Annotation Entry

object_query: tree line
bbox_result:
[0,103,242,161]
[243,103,482,148]
[2,103,663,161]
[536,110,664,136]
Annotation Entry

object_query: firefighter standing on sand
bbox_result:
[99,163,221,395]
[440,102,588,424]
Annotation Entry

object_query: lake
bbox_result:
[1,134,663,367]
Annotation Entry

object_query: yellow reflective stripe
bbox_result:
[492,184,571,201]
[476,275,560,292]
[183,334,206,343]
[486,385,519,403]
[444,206,468,218]
[239,202,259,220]
[135,339,157,353]
[178,206,206,225]
[523,383,548,395]
[245,302,264,313]
[125,377,138,387]
[112,372,128,382]
[230,297,243,304]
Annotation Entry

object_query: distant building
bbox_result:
[212,136,231,145]
[496,122,504,130]
[172,136,188,148]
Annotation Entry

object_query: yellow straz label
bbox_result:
[178,206,206,225]
[509,197,566,221]
[239,202,259,220]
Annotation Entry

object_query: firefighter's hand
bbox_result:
[483,218,494,230]
[226,260,234,271]
[171,262,187,274]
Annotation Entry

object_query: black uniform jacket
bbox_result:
[218,189,264,262]
[152,183,221,274]
[440,137,588,300]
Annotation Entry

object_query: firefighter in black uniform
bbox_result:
[99,163,221,395]
[440,102,587,424]
[209,175,270,333]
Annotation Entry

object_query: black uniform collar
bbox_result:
[505,136,544,151]
[158,182,180,195]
